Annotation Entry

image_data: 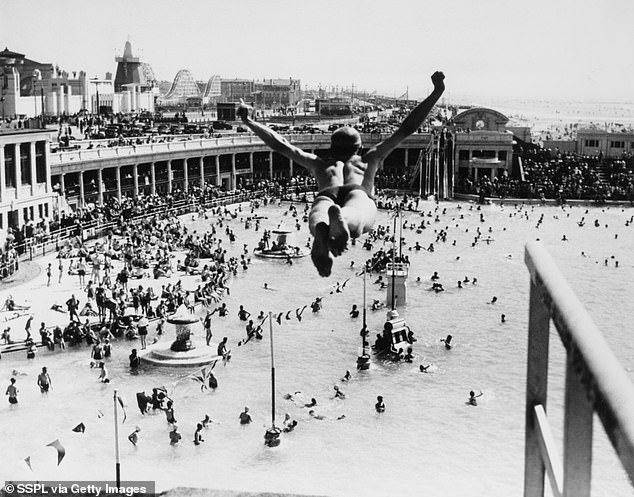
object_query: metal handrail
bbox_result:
[523,241,634,497]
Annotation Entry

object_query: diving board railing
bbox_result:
[524,241,634,497]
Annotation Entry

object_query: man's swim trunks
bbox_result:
[316,184,374,206]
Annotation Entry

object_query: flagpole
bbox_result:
[418,150,423,198]
[362,267,367,356]
[269,311,276,427]
[113,390,121,487]
[391,210,397,310]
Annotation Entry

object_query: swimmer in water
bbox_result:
[169,425,182,445]
[404,347,414,363]
[440,334,453,350]
[193,423,205,445]
[304,397,317,408]
[333,385,346,399]
[308,409,326,420]
[341,370,352,382]
[375,395,386,413]
[419,364,431,373]
[128,426,141,446]
[239,406,252,425]
[468,390,483,406]
[98,362,109,383]
[37,367,52,393]
[283,413,298,432]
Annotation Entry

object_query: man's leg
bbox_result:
[309,197,335,277]
[328,190,377,255]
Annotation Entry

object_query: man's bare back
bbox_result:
[304,154,377,194]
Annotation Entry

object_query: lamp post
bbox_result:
[32,70,42,118]
[90,79,103,117]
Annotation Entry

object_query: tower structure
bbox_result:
[114,40,151,92]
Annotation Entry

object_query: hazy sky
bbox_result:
[1,0,633,103]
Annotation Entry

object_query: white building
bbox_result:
[0,129,56,239]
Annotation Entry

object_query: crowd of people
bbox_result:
[457,148,634,203]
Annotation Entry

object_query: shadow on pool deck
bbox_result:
[0,261,42,291]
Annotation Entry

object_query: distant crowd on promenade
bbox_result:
[457,148,634,203]
[375,145,634,203]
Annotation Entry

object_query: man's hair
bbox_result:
[330,127,362,157]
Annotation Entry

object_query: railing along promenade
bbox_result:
[50,133,430,169]
[524,241,634,496]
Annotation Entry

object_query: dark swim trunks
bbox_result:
[316,184,374,206]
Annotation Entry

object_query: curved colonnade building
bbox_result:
[49,133,442,209]
[48,107,519,211]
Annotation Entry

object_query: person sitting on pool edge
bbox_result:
[237,71,445,277]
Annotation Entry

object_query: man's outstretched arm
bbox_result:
[237,101,317,170]
[367,72,445,162]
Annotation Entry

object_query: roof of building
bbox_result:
[0,47,25,59]
[0,127,54,138]
[258,78,296,87]
[452,107,509,124]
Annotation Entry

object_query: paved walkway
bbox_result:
[0,261,42,291]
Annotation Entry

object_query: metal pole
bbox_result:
[418,151,423,197]
[268,311,276,426]
[113,390,121,486]
[391,211,397,310]
[362,267,367,355]
[398,209,403,260]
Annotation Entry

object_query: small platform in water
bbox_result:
[254,228,308,259]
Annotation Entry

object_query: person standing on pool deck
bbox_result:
[237,71,445,277]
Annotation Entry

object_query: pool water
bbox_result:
[1,200,633,497]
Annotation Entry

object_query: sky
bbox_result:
[1,0,633,104]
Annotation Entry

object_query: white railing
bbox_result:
[51,133,432,168]
[524,241,634,497]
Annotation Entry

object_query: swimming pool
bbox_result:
[1,200,633,497]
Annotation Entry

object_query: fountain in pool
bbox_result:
[139,304,218,367]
